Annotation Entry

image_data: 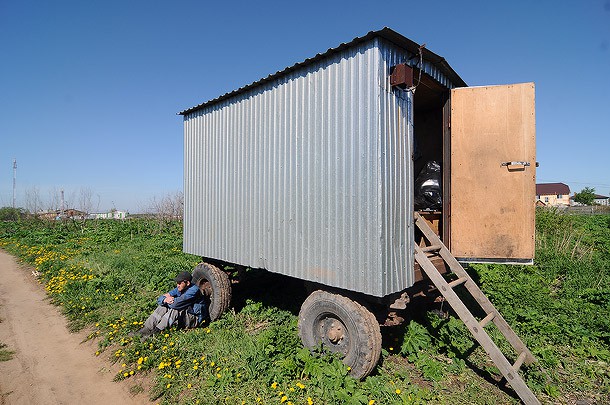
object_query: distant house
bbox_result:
[37,209,87,220]
[594,194,610,206]
[536,183,570,207]
[89,210,129,220]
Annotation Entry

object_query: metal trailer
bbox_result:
[179,28,537,394]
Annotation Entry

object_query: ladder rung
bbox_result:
[479,312,496,328]
[447,276,468,289]
[421,244,442,253]
[513,351,527,371]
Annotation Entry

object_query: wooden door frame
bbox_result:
[442,92,451,250]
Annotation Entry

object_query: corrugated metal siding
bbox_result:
[184,37,452,297]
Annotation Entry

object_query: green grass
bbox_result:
[0,342,14,362]
[0,211,608,404]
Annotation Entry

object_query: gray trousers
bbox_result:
[143,306,198,332]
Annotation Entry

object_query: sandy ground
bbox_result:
[0,250,152,405]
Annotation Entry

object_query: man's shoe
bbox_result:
[127,330,138,337]
[139,327,162,342]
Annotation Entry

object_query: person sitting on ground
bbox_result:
[134,270,206,338]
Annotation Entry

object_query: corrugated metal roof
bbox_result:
[179,27,466,115]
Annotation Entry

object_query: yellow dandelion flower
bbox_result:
[307,397,313,405]
[280,396,288,403]
[271,382,278,389]
[395,389,401,394]
[368,401,375,405]
[296,382,305,389]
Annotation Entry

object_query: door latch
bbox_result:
[501,161,531,167]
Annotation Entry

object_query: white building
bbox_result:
[89,210,129,220]
[594,194,609,206]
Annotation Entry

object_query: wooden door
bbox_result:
[449,83,535,263]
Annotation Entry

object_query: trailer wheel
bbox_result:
[298,290,382,379]
[192,262,232,321]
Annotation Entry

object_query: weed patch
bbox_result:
[0,342,14,362]
[1,212,608,404]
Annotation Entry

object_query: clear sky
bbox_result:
[1,0,609,213]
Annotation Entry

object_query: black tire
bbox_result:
[192,262,232,322]
[298,290,382,379]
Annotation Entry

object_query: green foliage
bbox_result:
[400,320,431,356]
[0,211,608,404]
[469,210,610,399]
[0,206,27,221]
[428,315,475,359]
[574,187,596,205]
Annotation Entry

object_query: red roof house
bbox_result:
[535,183,570,206]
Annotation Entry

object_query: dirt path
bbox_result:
[0,250,151,405]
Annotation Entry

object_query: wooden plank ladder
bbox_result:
[413,212,540,405]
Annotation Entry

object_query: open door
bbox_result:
[449,83,535,264]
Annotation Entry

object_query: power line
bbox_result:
[538,179,610,188]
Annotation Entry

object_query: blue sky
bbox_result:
[1,1,609,212]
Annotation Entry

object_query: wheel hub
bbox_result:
[325,319,345,344]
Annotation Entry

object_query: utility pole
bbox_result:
[60,189,65,217]
[12,159,17,209]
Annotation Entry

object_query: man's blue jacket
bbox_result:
[157,283,206,323]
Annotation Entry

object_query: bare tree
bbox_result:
[24,187,43,215]
[47,188,61,212]
[147,191,184,221]
[78,187,95,216]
